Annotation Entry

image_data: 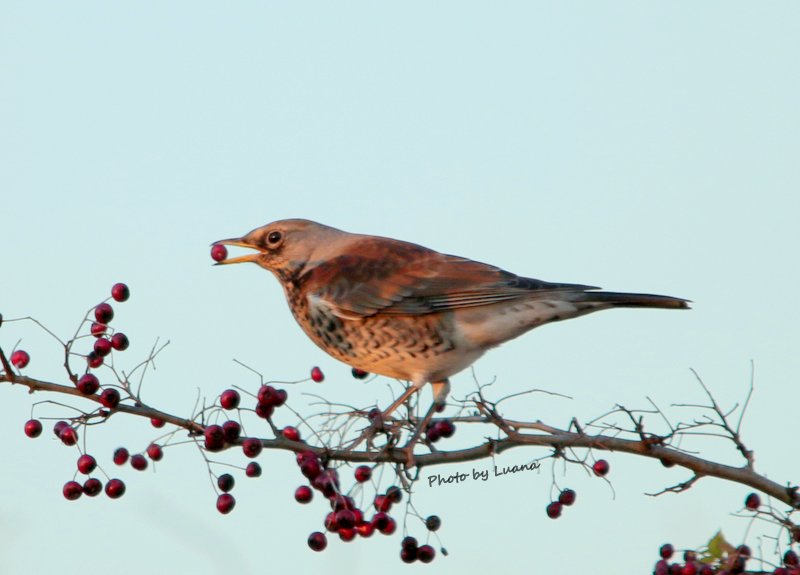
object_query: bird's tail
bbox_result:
[570,290,690,310]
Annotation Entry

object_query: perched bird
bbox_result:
[215,219,688,415]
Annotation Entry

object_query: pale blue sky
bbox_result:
[2,2,799,574]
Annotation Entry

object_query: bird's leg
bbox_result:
[403,379,450,468]
[381,380,427,420]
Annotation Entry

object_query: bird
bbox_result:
[214,219,688,417]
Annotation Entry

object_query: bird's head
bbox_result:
[213,219,346,278]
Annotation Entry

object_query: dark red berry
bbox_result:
[784,550,799,566]
[93,338,112,357]
[83,478,102,496]
[402,536,418,551]
[417,544,436,564]
[295,485,313,503]
[111,283,130,302]
[351,368,369,379]
[210,244,228,262]
[130,453,148,471]
[683,550,697,562]
[282,426,300,441]
[24,419,42,438]
[216,493,235,514]
[338,528,356,542]
[336,509,356,529]
[426,425,441,443]
[94,303,114,324]
[436,419,455,438]
[11,350,30,369]
[273,388,288,406]
[736,544,751,557]
[425,515,441,531]
[354,465,372,483]
[400,547,417,563]
[220,389,240,410]
[310,366,324,383]
[242,438,262,458]
[59,426,78,446]
[216,473,235,492]
[77,373,100,395]
[146,444,163,461]
[559,488,577,506]
[592,459,610,477]
[372,511,390,530]
[105,478,126,498]
[245,462,262,478]
[113,447,129,465]
[90,322,107,337]
[660,543,675,560]
[356,522,375,537]
[100,388,121,409]
[222,420,241,442]
[374,495,392,513]
[204,425,225,451]
[300,458,322,480]
[77,454,97,474]
[110,333,129,351]
[307,531,327,552]
[63,480,83,500]
[682,561,697,575]
[53,420,69,437]
[744,492,761,510]
[546,501,563,519]
[150,417,165,428]
[254,402,274,419]
[86,351,103,368]
[378,515,396,535]
[654,559,670,575]
[386,485,402,503]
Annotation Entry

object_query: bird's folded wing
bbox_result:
[299,238,595,319]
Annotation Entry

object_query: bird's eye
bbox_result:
[267,231,283,245]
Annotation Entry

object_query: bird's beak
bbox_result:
[212,238,265,265]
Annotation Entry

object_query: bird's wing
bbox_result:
[299,237,596,319]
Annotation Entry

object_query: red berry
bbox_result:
[110,333,129,351]
[53,420,69,437]
[683,551,697,563]
[219,389,240,410]
[146,443,163,461]
[307,531,327,552]
[374,495,392,513]
[425,515,441,531]
[86,351,104,368]
[94,303,114,324]
[63,480,83,501]
[245,462,262,478]
[93,338,112,357]
[336,509,357,529]
[222,420,241,442]
[215,473,234,493]
[273,388,288,406]
[745,492,761,510]
[559,488,577,506]
[592,459,610,477]
[378,516,396,535]
[546,501,563,519]
[351,368,369,379]
[24,419,42,438]
[113,447,129,465]
[10,350,30,369]
[77,373,100,395]
[682,561,697,575]
[90,322,107,337]
[354,465,372,483]
[105,478,126,498]
[204,425,225,451]
[83,478,102,497]
[282,426,300,441]
[111,283,130,302]
[294,485,312,503]
[417,544,436,564]
[254,402,274,419]
[242,437,262,458]
[400,547,417,563]
[372,511,391,531]
[59,426,79,446]
[150,417,165,428]
[356,522,375,537]
[216,493,235,514]
[130,453,148,471]
[210,244,228,262]
[426,425,441,443]
[338,528,357,542]
[654,560,670,575]
[402,536,418,551]
[310,366,324,383]
[100,388,121,409]
[77,454,97,474]
[660,543,675,560]
[300,458,322,480]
